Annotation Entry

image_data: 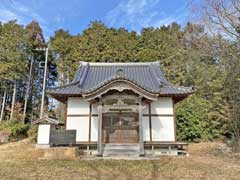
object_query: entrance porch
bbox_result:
[96,91,145,156]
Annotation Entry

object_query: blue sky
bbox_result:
[0,0,193,39]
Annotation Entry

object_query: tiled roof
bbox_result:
[47,61,193,97]
[32,115,64,125]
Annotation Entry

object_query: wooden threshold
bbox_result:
[144,141,188,146]
[76,141,97,145]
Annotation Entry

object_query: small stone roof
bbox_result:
[47,61,194,102]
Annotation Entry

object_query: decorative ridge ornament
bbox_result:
[116,68,124,77]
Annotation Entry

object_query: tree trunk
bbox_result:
[0,97,2,114]
[23,56,34,123]
[0,90,7,123]
[10,81,17,121]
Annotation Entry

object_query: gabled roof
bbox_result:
[47,61,194,102]
[32,115,64,125]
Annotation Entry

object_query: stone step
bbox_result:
[103,143,140,150]
[103,143,140,157]
[102,153,140,157]
[104,149,140,153]
[103,149,140,156]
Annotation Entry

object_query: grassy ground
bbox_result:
[0,139,239,180]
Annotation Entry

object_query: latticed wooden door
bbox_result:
[102,113,139,143]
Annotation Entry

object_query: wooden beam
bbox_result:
[148,103,152,142]
[102,94,139,103]
[83,80,158,101]
[97,102,103,156]
[143,114,174,117]
[139,97,144,156]
[102,105,139,113]
[67,114,98,117]
[88,104,92,142]
[64,101,68,130]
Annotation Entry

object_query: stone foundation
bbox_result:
[39,147,80,159]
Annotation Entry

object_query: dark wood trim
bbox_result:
[88,104,92,142]
[139,97,144,156]
[148,103,152,142]
[76,141,186,145]
[144,141,177,143]
[97,102,103,156]
[67,114,89,117]
[64,101,68,130]
[102,94,139,103]
[75,141,185,145]
[76,141,97,144]
[67,114,98,117]
[143,114,174,117]
[144,141,187,145]
[76,141,180,144]
[83,79,158,101]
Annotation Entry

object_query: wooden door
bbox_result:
[102,113,139,143]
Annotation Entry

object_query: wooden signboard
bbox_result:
[50,129,76,146]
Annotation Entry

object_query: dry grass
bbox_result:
[0,140,239,180]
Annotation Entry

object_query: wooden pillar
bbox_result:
[88,104,92,142]
[168,145,172,155]
[148,103,152,142]
[139,97,144,156]
[97,103,103,156]
[64,102,68,130]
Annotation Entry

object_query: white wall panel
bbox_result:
[90,116,98,141]
[37,124,50,144]
[143,117,150,141]
[66,117,89,141]
[151,116,175,141]
[151,97,173,115]
[67,97,89,115]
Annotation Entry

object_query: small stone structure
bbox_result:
[32,116,76,148]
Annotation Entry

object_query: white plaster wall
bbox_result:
[90,116,98,141]
[66,116,89,142]
[66,97,90,142]
[67,97,90,115]
[151,116,175,141]
[65,97,175,142]
[37,124,50,144]
[151,97,173,115]
[143,117,150,141]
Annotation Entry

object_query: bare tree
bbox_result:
[200,0,240,39]
[23,55,34,122]
[10,81,17,121]
[196,0,240,150]
[0,90,7,123]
